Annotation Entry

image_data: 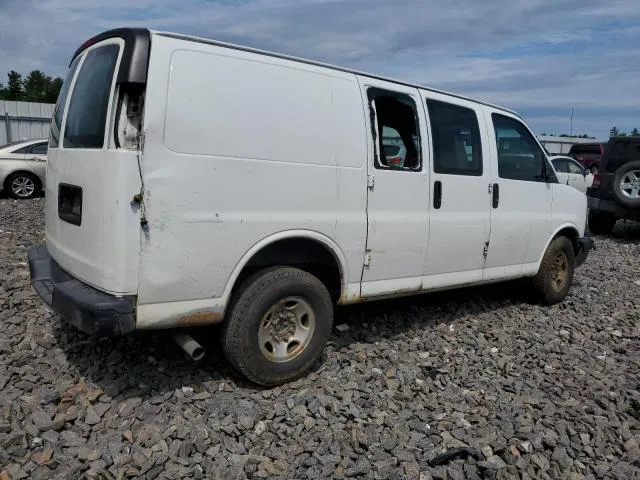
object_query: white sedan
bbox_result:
[550,155,594,194]
[0,138,48,199]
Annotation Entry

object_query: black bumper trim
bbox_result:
[588,196,638,218]
[27,244,135,336]
[575,235,595,268]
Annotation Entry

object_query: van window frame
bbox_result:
[366,87,423,172]
[426,98,484,177]
[59,37,125,151]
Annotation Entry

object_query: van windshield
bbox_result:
[63,43,120,149]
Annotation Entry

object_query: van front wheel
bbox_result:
[223,267,334,386]
[532,236,575,305]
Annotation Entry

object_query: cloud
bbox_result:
[1,0,639,138]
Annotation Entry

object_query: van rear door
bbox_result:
[44,29,149,295]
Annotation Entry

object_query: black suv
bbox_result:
[586,136,640,234]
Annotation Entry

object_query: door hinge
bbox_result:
[367,174,375,189]
[483,241,489,257]
[363,251,372,267]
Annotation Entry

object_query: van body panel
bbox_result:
[420,91,492,279]
[357,76,430,295]
[136,34,367,306]
[44,37,142,295]
[482,108,554,274]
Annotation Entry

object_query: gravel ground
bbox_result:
[1,197,639,480]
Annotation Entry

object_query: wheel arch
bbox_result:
[221,230,350,313]
[536,223,581,268]
[4,169,41,186]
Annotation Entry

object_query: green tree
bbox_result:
[44,77,63,103]
[610,126,619,137]
[6,71,25,100]
[631,128,640,137]
[0,70,63,102]
[24,70,49,102]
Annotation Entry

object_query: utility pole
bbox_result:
[570,108,574,138]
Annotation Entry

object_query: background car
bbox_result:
[0,138,48,199]
[586,136,640,234]
[550,155,594,194]
[568,142,605,174]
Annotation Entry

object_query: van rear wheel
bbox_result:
[532,236,575,305]
[223,267,333,386]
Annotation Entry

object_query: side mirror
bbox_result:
[583,169,587,178]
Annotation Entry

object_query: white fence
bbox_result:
[0,100,54,145]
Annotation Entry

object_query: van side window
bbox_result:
[492,113,547,182]
[427,99,483,176]
[367,88,421,171]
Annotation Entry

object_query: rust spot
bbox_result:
[177,310,223,327]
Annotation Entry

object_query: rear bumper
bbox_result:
[587,195,639,220]
[27,244,135,336]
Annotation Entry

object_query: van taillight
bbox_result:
[592,173,601,186]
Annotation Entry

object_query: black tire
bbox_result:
[5,171,40,199]
[222,267,333,387]
[612,160,640,208]
[532,236,575,305]
[588,210,616,235]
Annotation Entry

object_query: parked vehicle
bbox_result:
[550,156,594,194]
[586,136,640,234]
[28,28,593,386]
[568,142,605,174]
[0,138,48,199]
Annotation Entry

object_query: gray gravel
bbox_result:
[1,197,639,480]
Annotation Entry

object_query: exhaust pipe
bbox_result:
[173,332,206,361]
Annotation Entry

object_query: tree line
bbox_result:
[0,70,63,104]
[609,127,640,137]
[540,133,596,139]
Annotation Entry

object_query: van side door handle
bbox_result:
[434,181,442,209]
[492,183,499,208]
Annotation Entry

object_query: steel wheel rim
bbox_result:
[550,252,569,292]
[11,176,35,198]
[258,296,315,363]
[619,170,640,200]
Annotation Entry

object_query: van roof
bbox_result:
[151,29,519,118]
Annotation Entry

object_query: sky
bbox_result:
[1,0,639,140]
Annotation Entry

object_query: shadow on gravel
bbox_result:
[51,278,535,396]
[608,220,640,243]
[331,279,534,346]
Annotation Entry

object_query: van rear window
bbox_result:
[49,56,81,148]
[63,44,120,149]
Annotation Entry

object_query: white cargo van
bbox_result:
[28,28,594,386]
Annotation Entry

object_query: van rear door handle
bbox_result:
[434,181,442,209]
[492,183,499,208]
